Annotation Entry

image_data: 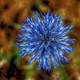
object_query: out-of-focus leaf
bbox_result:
[36,0,42,8]
[23,64,36,80]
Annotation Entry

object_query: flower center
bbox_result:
[41,36,51,44]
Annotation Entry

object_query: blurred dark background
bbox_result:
[0,0,80,80]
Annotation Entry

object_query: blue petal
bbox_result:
[34,11,41,19]
[16,42,28,48]
[43,57,51,71]
[60,56,69,63]
[53,48,69,63]
[20,24,32,33]
[58,24,73,37]
[56,43,75,53]
[58,36,76,43]
[19,48,30,57]
[50,53,59,68]
[28,54,37,64]
[37,56,51,71]
[19,46,38,57]
[17,34,33,40]
[53,15,64,31]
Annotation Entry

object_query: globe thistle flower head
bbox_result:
[16,12,75,71]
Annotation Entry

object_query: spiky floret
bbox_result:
[16,12,75,71]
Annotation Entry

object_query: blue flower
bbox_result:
[16,12,75,71]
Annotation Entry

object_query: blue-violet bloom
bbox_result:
[16,12,75,71]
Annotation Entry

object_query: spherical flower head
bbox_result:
[16,12,75,71]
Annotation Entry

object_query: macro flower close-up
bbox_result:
[16,12,75,71]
